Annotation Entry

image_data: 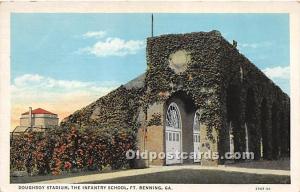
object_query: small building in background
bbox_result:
[11,107,59,135]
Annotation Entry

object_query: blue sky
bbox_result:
[10,13,290,127]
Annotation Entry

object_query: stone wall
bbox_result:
[143,31,225,165]
[144,31,224,134]
[20,115,58,128]
[218,35,290,160]
[143,30,290,163]
[62,31,290,166]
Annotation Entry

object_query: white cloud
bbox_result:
[83,31,106,39]
[12,74,119,101]
[80,37,145,57]
[11,74,119,129]
[263,66,290,80]
[238,41,273,49]
[13,74,115,91]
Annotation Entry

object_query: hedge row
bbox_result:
[10,127,135,175]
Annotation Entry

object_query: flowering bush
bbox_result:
[10,126,135,175]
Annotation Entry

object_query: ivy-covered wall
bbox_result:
[62,30,290,165]
[61,85,144,137]
[143,30,289,163]
[144,31,224,136]
[218,36,290,160]
[141,31,228,165]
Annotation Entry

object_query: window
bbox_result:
[193,110,201,131]
[166,103,181,129]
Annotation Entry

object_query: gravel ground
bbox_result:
[81,169,290,184]
[225,159,290,170]
[11,159,290,184]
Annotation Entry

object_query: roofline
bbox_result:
[21,108,57,115]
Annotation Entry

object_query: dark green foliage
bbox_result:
[59,31,290,155]
[147,113,162,126]
[144,31,224,139]
[10,126,135,175]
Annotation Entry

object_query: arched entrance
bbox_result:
[245,88,258,159]
[271,103,279,159]
[164,91,197,165]
[193,110,201,163]
[165,102,182,165]
[260,98,270,159]
[226,84,242,158]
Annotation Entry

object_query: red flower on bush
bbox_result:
[88,158,93,166]
[11,127,136,175]
[64,161,72,170]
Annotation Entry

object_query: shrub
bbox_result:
[10,126,135,176]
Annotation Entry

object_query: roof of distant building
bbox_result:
[11,126,29,133]
[22,108,57,115]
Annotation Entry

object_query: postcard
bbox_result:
[0,1,300,192]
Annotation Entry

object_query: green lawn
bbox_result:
[81,169,290,184]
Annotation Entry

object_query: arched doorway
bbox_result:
[271,103,279,159]
[245,88,258,159]
[279,112,284,157]
[165,102,182,165]
[164,91,196,165]
[260,98,270,159]
[226,84,242,158]
[193,110,201,163]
